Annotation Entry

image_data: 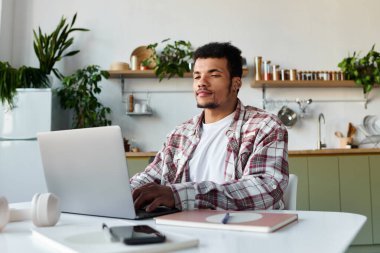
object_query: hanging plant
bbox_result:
[0,62,49,108]
[338,44,380,97]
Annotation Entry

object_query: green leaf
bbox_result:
[149,38,193,81]
[365,84,373,93]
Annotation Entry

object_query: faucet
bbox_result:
[317,113,327,149]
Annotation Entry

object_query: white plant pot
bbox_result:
[0,88,52,139]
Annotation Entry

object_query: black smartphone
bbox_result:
[108,225,166,245]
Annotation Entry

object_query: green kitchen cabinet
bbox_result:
[308,156,341,212]
[369,155,380,244]
[127,157,151,176]
[288,152,380,249]
[288,157,310,210]
[339,156,373,245]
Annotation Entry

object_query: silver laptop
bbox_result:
[37,125,178,219]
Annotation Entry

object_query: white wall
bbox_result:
[4,0,380,151]
[0,0,14,61]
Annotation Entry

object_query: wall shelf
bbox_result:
[109,69,192,79]
[126,111,153,116]
[251,80,357,88]
[108,68,249,79]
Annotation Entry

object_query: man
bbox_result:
[131,42,288,212]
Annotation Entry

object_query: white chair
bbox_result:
[283,174,298,210]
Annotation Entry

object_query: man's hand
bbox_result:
[132,183,175,212]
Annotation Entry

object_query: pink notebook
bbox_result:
[155,210,298,233]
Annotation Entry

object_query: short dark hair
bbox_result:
[193,42,242,78]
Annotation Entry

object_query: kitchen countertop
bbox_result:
[126,148,380,158]
[126,151,157,158]
[289,148,380,156]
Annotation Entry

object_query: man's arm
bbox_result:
[130,138,180,211]
[170,126,288,210]
[129,146,166,190]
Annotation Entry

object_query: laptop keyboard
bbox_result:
[135,206,180,219]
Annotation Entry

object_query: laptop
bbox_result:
[37,125,178,219]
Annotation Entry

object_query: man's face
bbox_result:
[193,58,239,109]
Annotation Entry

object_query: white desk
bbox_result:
[0,209,366,253]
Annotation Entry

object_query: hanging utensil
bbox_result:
[278,106,297,127]
[296,98,313,118]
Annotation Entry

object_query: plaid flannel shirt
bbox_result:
[130,99,289,210]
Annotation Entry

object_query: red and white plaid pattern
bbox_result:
[130,100,289,210]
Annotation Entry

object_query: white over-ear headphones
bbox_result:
[0,193,60,231]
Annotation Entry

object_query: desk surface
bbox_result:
[0,208,365,253]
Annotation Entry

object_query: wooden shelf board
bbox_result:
[126,152,157,157]
[108,68,248,79]
[108,69,193,78]
[126,112,153,116]
[251,80,359,88]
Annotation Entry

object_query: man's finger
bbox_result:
[134,190,155,209]
[145,198,163,212]
[132,184,175,211]
[132,182,156,200]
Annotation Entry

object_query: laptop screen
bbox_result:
[37,126,137,219]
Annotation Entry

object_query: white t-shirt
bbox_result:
[189,112,235,184]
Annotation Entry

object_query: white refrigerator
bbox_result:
[0,89,51,202]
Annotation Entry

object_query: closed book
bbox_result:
[32,223,198,253]
[155,210,298,233]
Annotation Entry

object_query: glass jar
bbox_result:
[264,60,272,80]
[254,56,263,81]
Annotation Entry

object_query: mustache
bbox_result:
[196,88,212,94]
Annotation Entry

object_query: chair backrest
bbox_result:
[283,174,298,210]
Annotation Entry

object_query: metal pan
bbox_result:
[278,106,297,127]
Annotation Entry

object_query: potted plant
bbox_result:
[338,44,380,99]
[146,39,194,81]
[56,65,111,128]
[0,62,49,108]
[0,13,88,108]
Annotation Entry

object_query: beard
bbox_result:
[197,102,218,109]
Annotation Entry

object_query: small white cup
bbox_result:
[134,103,141,113]
[141,103,148,113]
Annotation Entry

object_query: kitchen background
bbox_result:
[1,0,380,201]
